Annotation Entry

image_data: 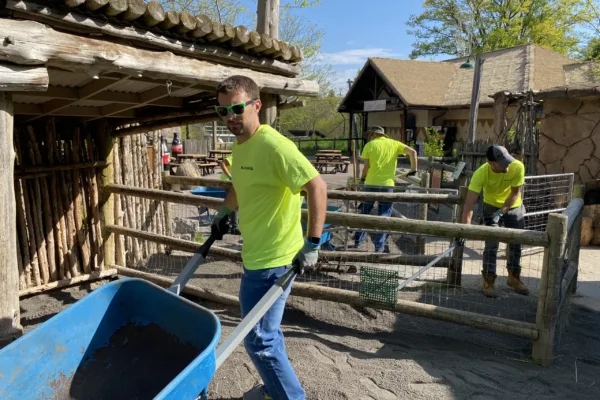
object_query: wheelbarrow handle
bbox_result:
[214,267,296,369]
[167,233,218,296]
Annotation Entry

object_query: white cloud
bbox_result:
[316,48,402,66]
[332,68,361,94]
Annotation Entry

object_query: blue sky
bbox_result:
[291,0,428,92]
[239,0,435,93]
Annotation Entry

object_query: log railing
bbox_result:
[162,175,463,205]
[104,184,549,247]
[104,184,590,366]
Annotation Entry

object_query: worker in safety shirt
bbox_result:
[354,126,418,252]
[460,145,529,298]
[219,155,240,235]
[211,75,327,400]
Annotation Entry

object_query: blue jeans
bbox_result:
[240,266,305,400]
[482,203,525,277]
[354,186,394,251]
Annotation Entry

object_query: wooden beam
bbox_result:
[93,83,195,121]
[116,265,240,306]
[0,92,22,344]
[6,0,302,77]
[112,114,218,137]
[15,103,136,118]
[161,176,461,204]
[23,76,130,121]
[18,269,117,297]
[105,224,242,261]
[0,62,49,91]
[0,18,315,95]
[105,184,549,246]
[15,161,107,176]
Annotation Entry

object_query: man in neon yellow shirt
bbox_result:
[211,75,327,400]
[461,145,529,298]
[354,126,418,252]
[218,155,240,235]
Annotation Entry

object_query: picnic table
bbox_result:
[209,149,232,160]
[177,153,207,162]
[313,151,350,173]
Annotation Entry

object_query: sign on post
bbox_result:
[363,100,386,112]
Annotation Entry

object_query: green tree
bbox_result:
[407,0,589,59]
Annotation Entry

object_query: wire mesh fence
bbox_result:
[114,171,582,362]
[522,173,574,231]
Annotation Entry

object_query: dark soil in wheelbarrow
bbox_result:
[51,323,200,400]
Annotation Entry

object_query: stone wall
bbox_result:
[538,98,600,184]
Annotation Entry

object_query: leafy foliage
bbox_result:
[423,127,445,157]
[407,0,589,59]
[279,92,348,138]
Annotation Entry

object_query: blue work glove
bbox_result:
[211,206,231,240]
[406,170,418,177]
[292,240,320,275]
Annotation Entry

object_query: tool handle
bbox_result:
[215,267,297,369]
[167,233,218,295]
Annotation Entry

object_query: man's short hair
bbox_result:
[216,75,260,100]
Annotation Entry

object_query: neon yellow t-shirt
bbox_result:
[231,125,319,270]
[468,161,525,208]
[361,137,407,186]
[219,155,233,181]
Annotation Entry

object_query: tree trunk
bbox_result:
[0,92,22,344]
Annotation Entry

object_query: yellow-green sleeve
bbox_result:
[511,162,525,187]
[397,141,407,155]
[468,167,484,194]
[361,142,371,160]
[273,141,319,194]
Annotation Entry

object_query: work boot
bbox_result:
[508,271,530,296]
[482,273,497,298]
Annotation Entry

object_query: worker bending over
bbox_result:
[461,145,529,298]
[219,155,240,235]
[211,75,327,400]
[354,126,418,252]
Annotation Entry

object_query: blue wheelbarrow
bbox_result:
[301,203,341,251]
[191,186,227,221]
[0,225,296,399]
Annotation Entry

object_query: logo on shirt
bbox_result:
[241,166,254,171]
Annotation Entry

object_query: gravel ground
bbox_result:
[17,249,600,400]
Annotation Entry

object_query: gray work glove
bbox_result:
[292,240,320,275]
[226,173,232,181]
[211,206,231,240]
[490,209,504,225]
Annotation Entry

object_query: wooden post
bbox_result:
[0,92,22,344]
[257,0,279,128]
[257,0,280,38]
[467,56,483,144]
[447,186,467,286]
[532,213,568,366]
[99,126,115,268]
[259,93,278,127]
[212,120,217,151]
[162,171,173,254]
[416,172,430,254]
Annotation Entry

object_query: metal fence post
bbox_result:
[532,213,568,366]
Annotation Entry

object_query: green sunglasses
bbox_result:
[214,99,258,117]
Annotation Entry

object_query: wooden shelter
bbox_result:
[0,0,318,344]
